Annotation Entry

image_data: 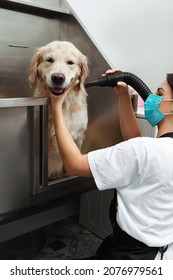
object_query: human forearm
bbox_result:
[51,98,92,177]
[118,91,142,140]
[104,69,142,140]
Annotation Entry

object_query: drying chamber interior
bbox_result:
[0,1,123,223]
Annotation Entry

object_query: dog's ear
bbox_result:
[28,50,42,87]
[78,54,89,87]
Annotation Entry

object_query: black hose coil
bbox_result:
[84,72,151,101]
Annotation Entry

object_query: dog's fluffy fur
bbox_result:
[28,41,89,179]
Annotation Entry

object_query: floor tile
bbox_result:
[0,216,102,260]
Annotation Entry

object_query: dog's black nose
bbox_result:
[51,73,65,85]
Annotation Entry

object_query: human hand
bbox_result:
[50,79,79,112]
[103,68,129,96]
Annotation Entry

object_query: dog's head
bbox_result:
[28,41,89,96]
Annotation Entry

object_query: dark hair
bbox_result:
[167,73,173,91]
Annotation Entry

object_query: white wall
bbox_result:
[66,0,173,92]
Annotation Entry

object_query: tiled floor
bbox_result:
[0,216,103,260]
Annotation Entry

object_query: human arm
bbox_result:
[105,69,142,140]
[51,89,92,177]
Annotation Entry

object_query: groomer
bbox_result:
[50,68,173,260]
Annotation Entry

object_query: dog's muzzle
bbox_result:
[49,87,65,96]
[49,73,66,96]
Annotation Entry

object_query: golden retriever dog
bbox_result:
[28,41,89,180]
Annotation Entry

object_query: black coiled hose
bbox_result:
[84,72,151,101]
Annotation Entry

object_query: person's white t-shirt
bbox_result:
[88,137,173,259]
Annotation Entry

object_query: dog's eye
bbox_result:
[67,60,75,65]
[46,57,54,63]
